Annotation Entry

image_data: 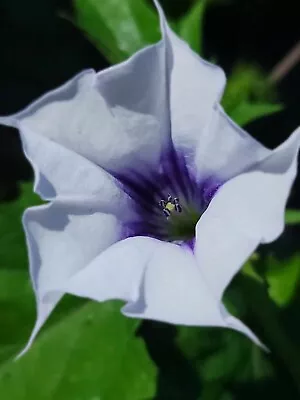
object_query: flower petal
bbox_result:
[122,241,225,325]
[64,236,159,304]
[64,236,263,346]
[220,305,267,350]
[195,105,271,180]
[20,199,122,355]
[65,237,220,325]
[0,38,169,175]
[20,126,132,216]
[123,240,264,347]
[195,127,300,301]
[153,0,226,152]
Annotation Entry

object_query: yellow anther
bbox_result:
[165,202,175,213]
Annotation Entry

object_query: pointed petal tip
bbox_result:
[14,310,50,360]
[287,125,300,150]
[1,69,97,131]
[0,115,18,128]
[152,0,169,37]
[225,313,269,352]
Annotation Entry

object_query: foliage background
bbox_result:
[0,0,300,399]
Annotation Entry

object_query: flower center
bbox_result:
[158,194,182,218]
[116,149,221,247]
[157,194,200,241]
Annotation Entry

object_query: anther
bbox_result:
[159,195,182,218]
[173,197,182,213]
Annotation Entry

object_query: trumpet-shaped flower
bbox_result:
[1,0,299,354]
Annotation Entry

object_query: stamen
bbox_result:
[173,197,182,213]
[159,194,182,218]
[118,149,222,244]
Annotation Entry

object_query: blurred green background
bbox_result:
[0,0,300,399]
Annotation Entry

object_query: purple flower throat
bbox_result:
[116,148,221,245]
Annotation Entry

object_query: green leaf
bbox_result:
[177,327,273,384]
[266,254,300,307]
[0,183,85,363]
[229,101,283,126]
[241,259,263,284]
[285,209,300,225]
[0,301,156,399]
[222,64,274,111]
[0,269,35,364]
[222,63,282,125]
[0,269,87,365]
[178,0,206,54]
[0,182,41,271]
[0,184,156,400]
[200,384,233,400]
[73,0,160,63]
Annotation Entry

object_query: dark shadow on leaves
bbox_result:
[137,321,201,400]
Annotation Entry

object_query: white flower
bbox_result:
[1,0,299,355]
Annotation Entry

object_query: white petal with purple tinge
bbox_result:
[153,0,226,154]
[63,236,263,346]
[195,127,300,301]
[20,199,122,355]
[0,40,169,177]
[20,126,132,216]
[195,105,271,180]
[63,237,158,304]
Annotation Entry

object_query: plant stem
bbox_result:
[269,41,300,83]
